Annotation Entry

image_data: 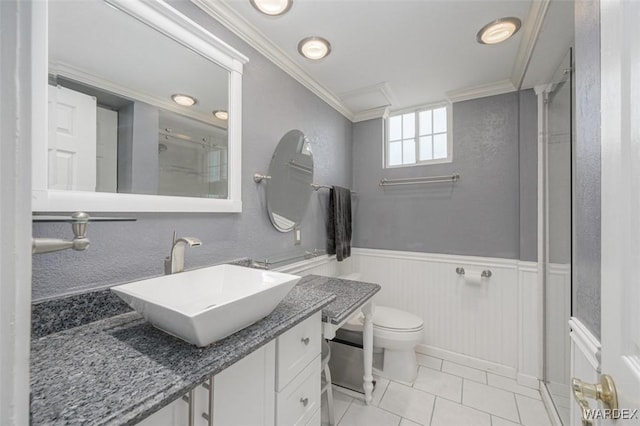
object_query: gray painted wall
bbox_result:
[117,102,159,195]
[519,90,539,262]
[574,0,601,339]
[352,91,537,260]
[32,2,352,301]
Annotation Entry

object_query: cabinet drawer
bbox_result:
[305,408,320,426]
[276,312,321,391]
[276,355,321,426]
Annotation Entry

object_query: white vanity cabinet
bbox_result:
[197,341,276,426]
[136,312,322,426]
[275,312,322,426]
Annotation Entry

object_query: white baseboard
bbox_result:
[516,372,540,389]
[416,344,517,379]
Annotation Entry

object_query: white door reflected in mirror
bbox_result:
[48,85,97,192]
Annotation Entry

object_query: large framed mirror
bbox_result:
[32,0,248,212]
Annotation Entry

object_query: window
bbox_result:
[385,105,451,167]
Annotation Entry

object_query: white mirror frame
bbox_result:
[32,0,248,212]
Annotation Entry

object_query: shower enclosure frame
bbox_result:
[537,48,574,425]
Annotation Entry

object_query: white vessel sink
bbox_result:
[111,264,300,347]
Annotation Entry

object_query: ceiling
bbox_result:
[195,0,574,121]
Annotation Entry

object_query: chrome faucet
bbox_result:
[164,231,202,275]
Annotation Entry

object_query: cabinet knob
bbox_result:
[300,397,309,407]
[301,337,310,345]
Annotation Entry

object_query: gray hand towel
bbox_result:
[327,186,352,261]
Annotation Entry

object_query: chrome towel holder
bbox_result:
[456,267,492,278]
[379,173,460,187]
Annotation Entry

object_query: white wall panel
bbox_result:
[546,264,572,388]
[276,249,540,381]
[519,261,542,385]
[351,248,530,371]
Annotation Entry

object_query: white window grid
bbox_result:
[385,104,452,168]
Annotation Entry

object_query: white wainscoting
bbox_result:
[351,248,541,383]
[546,264,572,391]
[518,261,542,387]
[274,249,541,385]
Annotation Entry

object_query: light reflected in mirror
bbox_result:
[266,130,314,232]
[48,0,230,199]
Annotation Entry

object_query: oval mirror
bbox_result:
[266,130,314,232]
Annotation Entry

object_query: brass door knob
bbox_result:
[571,374,618,426]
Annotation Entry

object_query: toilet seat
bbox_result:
[342,306,424,332]
[373,307,423,332]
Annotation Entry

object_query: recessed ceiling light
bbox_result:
[477,17,521,45]
[250,0,292,16]
[171,94,197,107]
[297,37,331,60]
[213,110,228,120]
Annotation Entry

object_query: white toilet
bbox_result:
[339,273,424,383]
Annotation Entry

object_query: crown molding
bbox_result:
[353,106,390,123]
[511,0,551,89]
[446,79,516,103]
[339,82,396,106]
[191,0,355,121]
[339,82,395,117]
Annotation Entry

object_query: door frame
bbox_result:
[0,1,34,424]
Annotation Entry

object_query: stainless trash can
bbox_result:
[328,326,381,393]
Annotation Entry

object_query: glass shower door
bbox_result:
[544,49,572,425]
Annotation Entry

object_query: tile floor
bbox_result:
[321,354,553,426]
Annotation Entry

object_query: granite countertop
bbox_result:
[30,284,335,426]
[297,275,381,324]
[30,271,381,426]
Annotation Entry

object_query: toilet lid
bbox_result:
[374,307,423,331]
[341,307,423,332]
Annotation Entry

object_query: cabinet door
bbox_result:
[194,341,275,426]
[136,396,188,426]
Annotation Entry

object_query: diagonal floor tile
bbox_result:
[430,398,491,426]
[516,394,552,426]
[442,361,487,384]
[416,354,443,370]
[379,382,435,425]
[338,401,401,426]
[322,388,354,426]
[413,367,463,403]
[399,419,422,426]
[487,373,541,400]
[491,416,521,426]
[462,380,520,422]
